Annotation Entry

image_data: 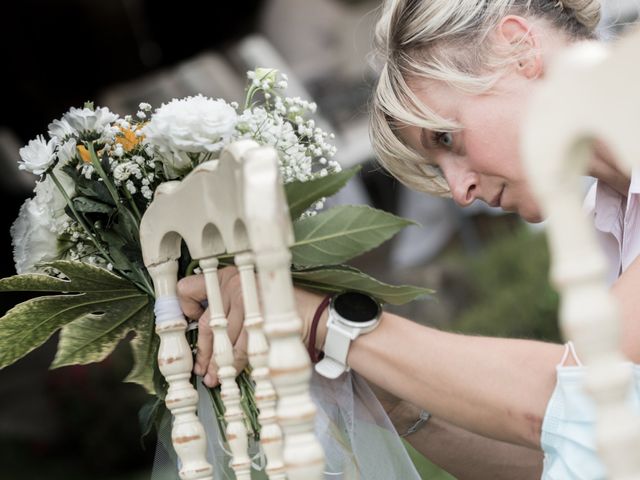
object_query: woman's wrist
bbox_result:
[306,294,331,362]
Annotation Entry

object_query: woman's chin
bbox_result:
[519,208,545,224]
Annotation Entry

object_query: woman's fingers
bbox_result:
[191,267,247,382]
[177,274,207,321]
[232,329,249,375]
[179,265,256,385]
[194,308,213,376]
[203,328,249,388]
[195,304,245,375]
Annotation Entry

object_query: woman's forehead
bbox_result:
[407,76,463,119]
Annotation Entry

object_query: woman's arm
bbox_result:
[180,257,639,451]
[402,416,543,480]
[319,311,565,449]
[328,252,640,449]
[371,384,543,479]
[181,269,564,448]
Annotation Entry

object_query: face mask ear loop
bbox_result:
[558,341,584,367]
[567,341,584,366]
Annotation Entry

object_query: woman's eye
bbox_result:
[434,132,453,148]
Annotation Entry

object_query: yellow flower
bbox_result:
[116,126,144,152]
[77,145,91,163]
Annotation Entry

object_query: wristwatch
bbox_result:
[315,291,382,379]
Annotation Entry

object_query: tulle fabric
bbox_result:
[151,371,421,479]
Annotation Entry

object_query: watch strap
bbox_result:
[314,320,353,379]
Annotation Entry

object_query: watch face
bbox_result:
[333,292,380,323]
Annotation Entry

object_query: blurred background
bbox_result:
[1,1,639,479]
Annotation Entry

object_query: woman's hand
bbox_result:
[176,267,328,387]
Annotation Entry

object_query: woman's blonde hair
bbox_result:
[370,0,601,195]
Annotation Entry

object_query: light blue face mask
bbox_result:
[540,343,640,480]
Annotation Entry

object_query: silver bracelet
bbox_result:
[400,410,431,437]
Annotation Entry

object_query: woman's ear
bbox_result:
[496,15,544,79]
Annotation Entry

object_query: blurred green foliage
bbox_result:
[452,224,561,342]
[407,221,560,479]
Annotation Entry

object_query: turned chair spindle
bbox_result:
[140,139,325,479]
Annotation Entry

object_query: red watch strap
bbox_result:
[307,294,332,364]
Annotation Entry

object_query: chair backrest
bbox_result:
[522,27,640,478]
[139,139,324,480]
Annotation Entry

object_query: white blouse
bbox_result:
[583,167,640,286]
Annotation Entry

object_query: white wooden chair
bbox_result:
[522,27,640,478]
[139,140,324,480]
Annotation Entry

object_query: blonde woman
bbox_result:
[178,1,640,478]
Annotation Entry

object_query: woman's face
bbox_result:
[401,72,544,222]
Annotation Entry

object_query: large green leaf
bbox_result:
[125,303,159,393]
[0,261,130,292]
[285,166,360,219]
[52,295,149,368]
[292,265,433,305]
[291,205,414,267]
[0,261,155,392]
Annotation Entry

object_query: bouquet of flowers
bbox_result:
[0,68,431,457]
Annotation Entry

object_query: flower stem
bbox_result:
[50,172,154,297]
[49,171,116,267]
[122,187,142,223]
[87,143,122,208]
[185,259,200,277]
[87,143,142,234]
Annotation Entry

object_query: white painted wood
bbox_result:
[147,260,213,480]
[522,28,640,478]
[243,147,325,480]
[140,139,324,479]
[200,256,251,480]
[235,251,287,480]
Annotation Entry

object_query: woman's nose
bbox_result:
[442,165,478,207]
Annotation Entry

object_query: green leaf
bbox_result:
[291,205,414,267]
[292,265,433,305]
[52,294,149,368]
[76,179,115,206]
[72,196,114,214]
[0,261,155,392]
[285,166,360,219]
[0,260,133,293]
[113,208,140,246]
[125,303,159,393]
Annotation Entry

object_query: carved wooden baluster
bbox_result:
[235,251,287,480]
[147,260,213,480]
[243,146,324,479]
[255,250,324,480]
[522,37,640,478]
[199,256,252,480]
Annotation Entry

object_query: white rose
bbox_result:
[18,135,58,175]
[143,95,237,177]
[11,198,61,274]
